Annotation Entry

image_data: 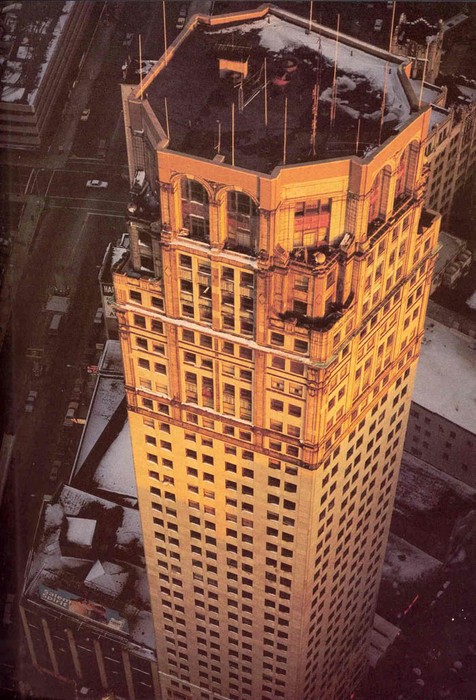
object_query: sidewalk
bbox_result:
[0,196,45,351]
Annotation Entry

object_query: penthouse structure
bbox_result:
[391,11,468,85]
[114,6,440,700]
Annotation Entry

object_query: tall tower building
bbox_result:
[114,7,440,700]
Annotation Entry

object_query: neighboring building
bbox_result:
[99,234,130,340]
[405,319,476,488]
[0,1,94,149]
[391,11,468,84]
[422,82,476,226]
[431,230,472,294]
[20,342,160,699]
[113,6,440,700]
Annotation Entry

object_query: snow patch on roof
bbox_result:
[65,517,96,548]
[75,377,125,469]
[429,105,450,131]
[412,319,476,434]
[382,533,441,583]
[208,14,411,128]
[85,560,129,596]
[94,420,136,499]
[396,451,476,519]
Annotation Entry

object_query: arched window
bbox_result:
[405,141,420,194]
[395,149,408,200]
[293,198,332,249]
[368,172,382,224]
[226,191,259,253]
[181,179,210,243]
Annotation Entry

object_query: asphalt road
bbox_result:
[0,207,125,695]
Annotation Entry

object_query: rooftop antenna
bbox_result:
[379,61,389,146]
[231,101,235,166]
[264,57,268,127]
[330,13,340,129]
[164,97,170,139]
[355,117,361,155]
[162,1,168,66]
[307,0,314,34]
[216,119,221,154]
[389,1,396,52]
[138,34,143,100]
[418,38,430,109]
[283,96,288,165]
[310,81,319,157]
[238,75,244,113]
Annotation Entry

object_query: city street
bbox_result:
[0,1,188,693]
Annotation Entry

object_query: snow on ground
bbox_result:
[382,533,442,583]
[412,318,476,434]
[208,14,411,127]
[396,451,476,517]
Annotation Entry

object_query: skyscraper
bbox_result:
[114,7,440,699]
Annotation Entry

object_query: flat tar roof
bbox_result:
[144,9,415,173]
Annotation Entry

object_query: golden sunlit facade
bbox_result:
[114,7,440,700]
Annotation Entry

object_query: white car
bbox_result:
[25,390,38,412]
[81,108,90,121]
[94,307,104,325]
[86,179,108,189]
[374,19,383,31]
[176,5,187,29]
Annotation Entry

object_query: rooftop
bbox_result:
[409,79,443,107]
[143,7,416,173]
[412,319,476,435]
[395,15,442,46]
[72,341,137,502]
[428,104,450,131]
[0,1,74,105]
[433,230,468,278]
[24,485,155,654]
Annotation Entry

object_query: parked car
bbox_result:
[123,32,133,47]
[86,179,108,189]
[3,594,14,625]
[25,390,38,412]
[374,19,383,31]
[176,5,187,29]
[63,400,79,427]
[49,460,61,482]
[81,108,90,121]
[94,307,104,325]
